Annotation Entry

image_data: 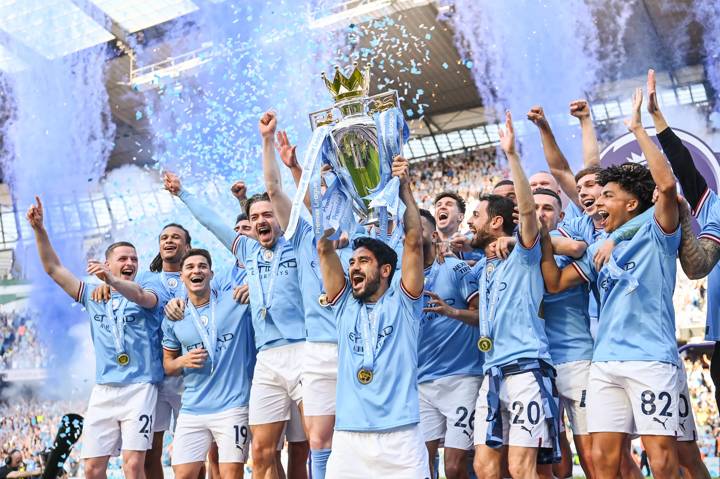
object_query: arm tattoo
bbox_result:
[679,212,720,279]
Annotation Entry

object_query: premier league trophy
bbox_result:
[284,62,409,242]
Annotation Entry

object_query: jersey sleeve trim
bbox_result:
[400,280,423,300]
[231,234,243,256]
[516,232,540,250]
[699,233,720,246]
[162,345,181,352]
[465,290,479,304]
[329,280,349,306]
[557,227,571,238]
[653,215,680,236]
[571,262,590,284]
[75,281,86,303]
[692,187,711,218]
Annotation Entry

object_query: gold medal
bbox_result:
[117,352,130,366]
[477,336,493,353]
[263,249,274,261]
[357,368,373,385]
[318,294,329,307]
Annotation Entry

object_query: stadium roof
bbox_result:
[0,0,712,172]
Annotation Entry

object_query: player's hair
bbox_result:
[574,165,604,184]
[245,192,271,217]
[150,223,192,273]
[181,248,213,269]
[352,237,398,282]
[235,213,248,224]
[5,449,20,465]
[419,208,437,230]
[532,188,562,208]
[478,194,515,236]
[433,191,466,214]
[597,163,655,212]
[104,241,135,259]
[493,179,514,189]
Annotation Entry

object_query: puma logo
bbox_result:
[462,430,472,439]
[520,425,532,436]
[653,417,669,429]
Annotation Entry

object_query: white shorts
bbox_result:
[587,361,679,436]
[249,342,304,426]
[80,383,158,459]
[326,425,429,479]
[172,407,250,465]
[555,360,590,436]
[277,401,307,451]
[154,375,183,433]
[474,371,553,448]
[419,375,482,450]
[302,342,337,416]
[676,366,699,442]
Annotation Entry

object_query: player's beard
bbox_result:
[470,223,494,249]
[352,270,381,302]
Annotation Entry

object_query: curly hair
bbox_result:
[597,163,655,213]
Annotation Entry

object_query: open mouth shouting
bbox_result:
[120,265,135,279]
[596,209,609,228]
[351,272,366,291]
[256,223,273,243]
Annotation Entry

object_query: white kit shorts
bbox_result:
[419,375,482,450]
[172,406,250,465]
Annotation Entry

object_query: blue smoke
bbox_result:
[443,0,603,172]
[0,38,114,392]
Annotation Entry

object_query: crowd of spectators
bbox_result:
[0,398,83,477]
[0,309,48,370]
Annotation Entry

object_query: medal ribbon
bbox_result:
[285,125,332,239]
[478,258,507,342]
[249,239,286,317]
[604,255,639,295]
[105,296,129,358]
[187,296,217,373]
[359,304,381,373]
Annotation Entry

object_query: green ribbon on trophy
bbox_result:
[284,63,409,243]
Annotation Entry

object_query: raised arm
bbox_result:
[540,227,586,293]
[26,196,82,300]
[625,87,678,233]
[678,198,720,279]
[317,229,346,302]
[164,171,237,250]
[259,111,293,229]
[230,181,248,211]
[647,69,707,209]
[86,260,157,309]
[551,236,587,259]
[569,100,600,167]
[527,106,580,206]
[274,129,311,211]
[502,111,538,246]
[396,155,424,298]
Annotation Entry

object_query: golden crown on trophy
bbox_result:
[321,62,370,102]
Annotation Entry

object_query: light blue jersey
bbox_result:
[178,190,304,350]
[694,189,720,341]
[331,274,423,431]
[418,257,482,383]
[563,201,583,222]
[161,291,256,414]
[573,217,680,365]
[542,232,593,365]
[474,234,552,372]
[232,235,305,350]
[75,281,164,385]
[291,217,336,343]
[558,214,603,246]
[212,262,247,293]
